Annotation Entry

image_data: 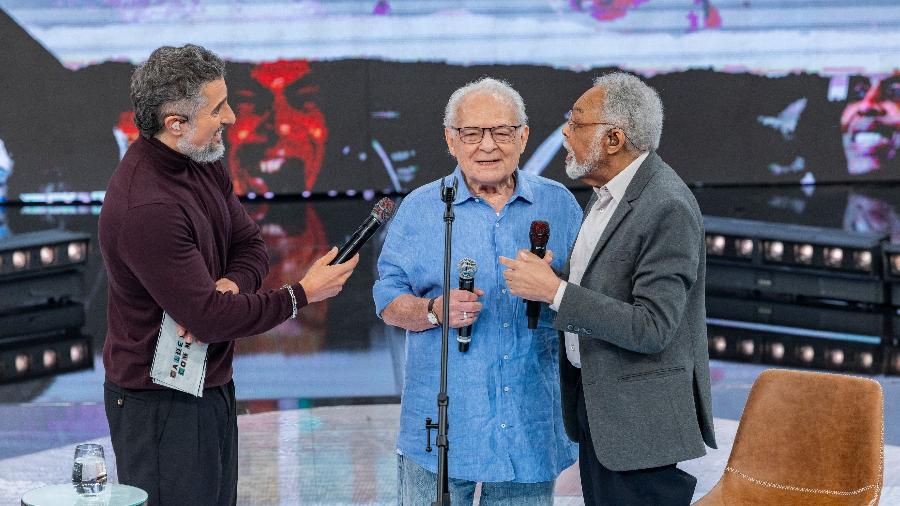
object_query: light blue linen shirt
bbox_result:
[373,167,582,483]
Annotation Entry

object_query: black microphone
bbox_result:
[457,257,477,352]
[526,220,550,329]
[329,198,397,265]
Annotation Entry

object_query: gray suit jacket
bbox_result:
[554,151,717,472]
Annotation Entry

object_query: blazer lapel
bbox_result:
[584,199,631,268]
[583,152,661,269]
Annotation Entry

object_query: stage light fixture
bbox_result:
[0,230,90,313]
[709,335,727,355]
[764,240,784,262]
[70,342,86,364]
[0,230,89,279]
[703,231,754,262]
[39,246,56,266]
[0,333,93,384]
[823,247,844,268]
[14,353,29,374]
[707,235,725,255]
[890,351,900,375]
[859,351,874,369]
[707,294,887,374]
[769,341,785,361]
[739,339,755,357]
[42,349,57,369]
[798,345,815,364]
[885,244,900,307]
[794,243,814,264]
[67,242,87,262]
[0,230,91,385]
[705,217,887,305]
[12,251,28,269]
[735,238,754,258]
[854,251,873,271]
[828,348,845,366]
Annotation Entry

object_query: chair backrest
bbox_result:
[725,369,883,502]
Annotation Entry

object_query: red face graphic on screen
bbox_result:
[235,203,329,354]
[840,73,900,175]
[227,60,328,195]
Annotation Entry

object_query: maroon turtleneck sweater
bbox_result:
[99,136,306,389]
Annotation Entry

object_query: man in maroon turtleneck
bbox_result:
[99,44,358,506]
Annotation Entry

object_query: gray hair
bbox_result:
[130,44,226,139]
[592,72,663,151]
[443,78,527,127]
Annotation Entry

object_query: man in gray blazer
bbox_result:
[500,72,716,505]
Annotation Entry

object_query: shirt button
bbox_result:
[503,354,509,360]
[117,398,124,407]
[501,423,507,429]
[502,322,510,328]
[566,324,573,331]
[503,386,510,392]
[570,345,576,351]
[501,288,507,294]
[495,223,500,228]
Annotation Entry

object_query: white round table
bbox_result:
[21,484,147,506]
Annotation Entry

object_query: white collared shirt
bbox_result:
[550,151,648,368]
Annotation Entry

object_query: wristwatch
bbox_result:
[426,296,440,326]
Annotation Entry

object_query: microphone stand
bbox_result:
[424,176,456,506]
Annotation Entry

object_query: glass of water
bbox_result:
[72,443,108,496]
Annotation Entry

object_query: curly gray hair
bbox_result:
[443,78,527,128]
[592,72,663,151]
[130,44,226,139]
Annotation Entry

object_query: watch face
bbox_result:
[427,311,439,326]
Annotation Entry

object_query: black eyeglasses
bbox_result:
[450,125,522,144]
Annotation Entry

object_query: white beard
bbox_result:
[564,136,602,179]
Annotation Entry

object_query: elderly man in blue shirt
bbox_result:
[373,78,582,505]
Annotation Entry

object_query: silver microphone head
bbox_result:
[457,258,477,279]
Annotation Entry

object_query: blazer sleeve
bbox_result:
[553,198,701,355]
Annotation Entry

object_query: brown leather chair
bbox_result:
[694,368,884,505]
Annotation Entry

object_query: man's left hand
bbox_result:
[216,277,239,295]
[499,249,560,304]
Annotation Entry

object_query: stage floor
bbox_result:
[0,360,898,505]
[1,402,898,505]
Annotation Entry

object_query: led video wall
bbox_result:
[0,0,898,204]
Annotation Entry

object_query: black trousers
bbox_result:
[104,380,238,506]
[576,381,696,506]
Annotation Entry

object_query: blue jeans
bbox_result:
[397,454,554,505]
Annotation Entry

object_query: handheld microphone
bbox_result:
[457,258,477,352]
[526,220,550,329]
[329,198,396,265]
